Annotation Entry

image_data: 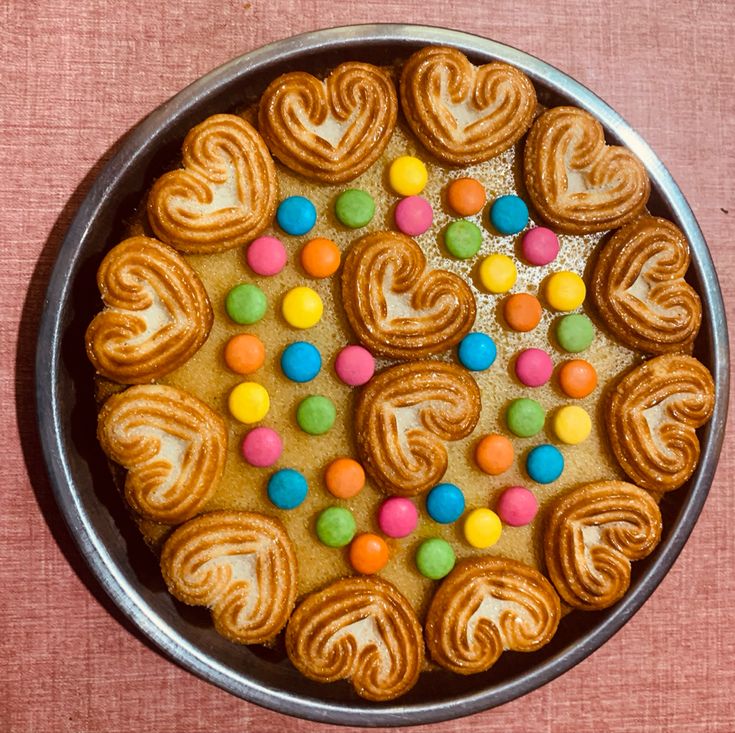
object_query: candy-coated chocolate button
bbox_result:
[324,457,365,499]
[506,398,545,437]
[475,434,514,475]
[228,382,270,424]
[514,348,553,387]
[526,444,564,484]
[559,359,598,398]
[394,195,433,236]
[241,427,283,467]
[267,468,308,509]
[503,293,542,332]
[335,189,375,229]
[479,253,517,293]
[546,271,586,311]
[446,177,486,216]
[463,508,502,548]
[277,195,317,235]
[457,332,496,371]
[224,334,265,374]
[282,286,323,329]
[300,238,341,278]
[553,405,592,445]
[415,538,456,580]
[444,220,482,259]
[246,236,287,276]
[349,533,389,574]
[334,344,375,386]
[378,497,418,538]
[280,341,322,382]
[296,395,336,435]
[556,313,595,352]
[426,483,465,524]
[490,195,529,235]
[316,506,357,547]
[388,156,428,196]
[496,486,538,526]
[521,227,559,265]
[226,283,267,324]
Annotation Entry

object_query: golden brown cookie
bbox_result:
[341,230,476,359]
[400,46,537,165]
[285,576,423,701]
[606,354,715,492]
[544,481,662,610]
[160,510,297,644]
[258,62,397,183]
[85,236,213,384]
[524,106,650,233]
[591,215,702,354]
[147,114,278,253]
[425,557,561,675]
[355,361,481,495]
[97,384,227,524]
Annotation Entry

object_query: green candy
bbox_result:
[316,506,356,547]
[506,398,545,437]
[335,189,375,229]
[296,395,336,435]
[444,220,482,259]
[416,538,456,580]
[556,313,595,353]
[225,283,267,324]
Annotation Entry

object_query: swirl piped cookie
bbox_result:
[87,46,715,701]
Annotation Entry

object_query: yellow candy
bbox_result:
[546,271,586,311]
[388,156,428,196]
[228,381,270,424]
[553,405,592,444]
[463,508,502,548]
[282,286,323,329]
[479,254,517,293]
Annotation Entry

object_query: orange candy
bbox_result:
[223,334,265,374]
[349,533,389,574]
[558,359,598,398]
[301,237,341,278]
[325,457,366,499]
[446,178,486,216]
[503,293,542,332]
[475,434,514,475]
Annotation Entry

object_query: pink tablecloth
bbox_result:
[2,1,734,731]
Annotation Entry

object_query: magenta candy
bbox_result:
[394,195,433,236]
[496,486,538,526]
[334,344,375,386]
[378,497,418,538]
[246,236,287,276]
[515,348,553,387]
[521,227,559,266]
[241,427,283,467]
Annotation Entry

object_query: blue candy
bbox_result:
[490,194,529,235]
[526,444,564,484]
[267,468,308,509]
[277,195,317,236]
[458,332,497,371]
[281,341,322,382]
[426,483,465,524]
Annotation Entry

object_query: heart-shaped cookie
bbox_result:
[97,384,227,524]
[160,511,297,644]
[400,46,537,164]
[285,576,423,701]
[425,557,561,675]
[147,114,278,253]
[591,215,702,354]
[342,231,476,359]
[544,481,662,610]
[524,106,650,233]
[258,62,397,183]
[355,361,481,495]
[606,354,715,492]
[85,236,213,384]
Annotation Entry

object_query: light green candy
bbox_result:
[335,189,375,229]
[296,395,336,435]
[316,507,356,547]
[416,538,456,579]
[444,220,482,259]
[556,314,595,352]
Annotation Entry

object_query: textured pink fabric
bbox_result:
[2,1,734,731]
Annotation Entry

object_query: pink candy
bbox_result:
[247,236,287,276]
[515,348,553,387]
[334,344,375,386]
[394,195,433,236]
[241,427,283,467]
[496,486,538,526]
[378,497,418,538]
[521,227,559,266]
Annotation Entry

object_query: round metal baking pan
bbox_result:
[36,24,729,726]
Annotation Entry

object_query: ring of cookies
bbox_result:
[86,46,715,702]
